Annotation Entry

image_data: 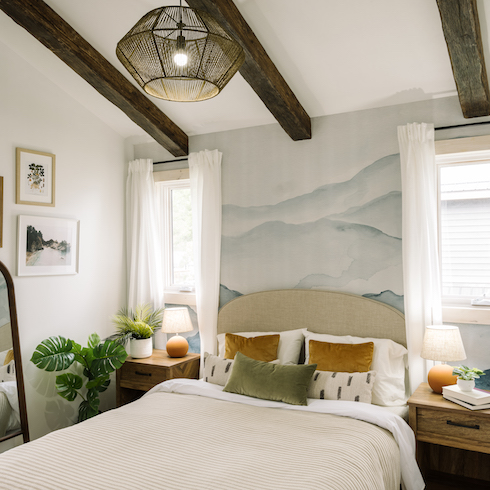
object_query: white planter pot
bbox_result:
[130,338,152,359]
[457,378,475,392]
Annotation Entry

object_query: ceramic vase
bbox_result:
[130,337,152,358]
[457,378,475,392]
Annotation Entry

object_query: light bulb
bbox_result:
[174,52,188,67]
[174,33,188,67]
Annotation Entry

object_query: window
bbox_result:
[436,135,490,324]
[154,170,195,304]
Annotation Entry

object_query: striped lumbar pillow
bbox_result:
[308,370,376,404]
[203,353,235,386]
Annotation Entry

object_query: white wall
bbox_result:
[0,40,127,446]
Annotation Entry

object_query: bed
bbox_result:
[0,289,424,490]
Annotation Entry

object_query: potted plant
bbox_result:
[452,365,485,391]
[111,304,164,358]
[31,333,127,422]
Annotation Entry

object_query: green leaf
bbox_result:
[111,304,164,339]
[78,388,101,422]
[82,347,95,369]
[87,333,101,349]
[56,373,83,402]
[70,341,86,367]
[78,400,99,422]
[86,375,110,390]
[30,336,75,372]
[96,377,111,393]
[90,341,127,377]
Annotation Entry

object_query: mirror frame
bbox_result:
[0,260,29,443]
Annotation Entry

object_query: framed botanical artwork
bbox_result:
[16,148,55,206]
[17,215,79,276]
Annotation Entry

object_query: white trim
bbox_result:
[436,135,490,325]
[443,306,490,325]
[435,134,490,155]
[164,291,196,306]
[153,168,189,182]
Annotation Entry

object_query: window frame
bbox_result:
[435,135,490,325]
[154,168,196,306]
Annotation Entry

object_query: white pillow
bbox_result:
[308,370,376,404]
[302,329,408,407]
[217,329,304,365]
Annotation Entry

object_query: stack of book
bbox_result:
[442,384,490,410]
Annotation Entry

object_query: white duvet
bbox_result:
[0,379,424,490]
[149,379,424,490]
[0,380,20,433]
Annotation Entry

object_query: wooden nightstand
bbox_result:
[116,350,200,407]
[408,382,490,486]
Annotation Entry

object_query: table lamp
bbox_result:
[420,324,467,394]
[161,307,193,358]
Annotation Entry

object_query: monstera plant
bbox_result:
[31,333,127,422]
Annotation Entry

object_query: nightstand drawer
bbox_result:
[119,363,171,391]
[417,407,490,450]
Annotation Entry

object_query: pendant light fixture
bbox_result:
[116,1,245,102]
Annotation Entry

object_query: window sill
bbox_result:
[164,291,196,306]
[442,305,490,325]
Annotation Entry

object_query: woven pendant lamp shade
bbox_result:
[116,6,245,102]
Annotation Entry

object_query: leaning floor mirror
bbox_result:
[0,260,29,444]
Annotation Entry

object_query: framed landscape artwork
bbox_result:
[17,215,79,276]
[16,148,55,206]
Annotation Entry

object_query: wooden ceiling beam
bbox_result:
[0,0,188,156]
[436,0,490,118]
[186,0,311,141]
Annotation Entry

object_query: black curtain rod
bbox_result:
[153,157,188,165]
[435,120,490,131]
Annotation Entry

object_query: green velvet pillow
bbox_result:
[223,352,317,406]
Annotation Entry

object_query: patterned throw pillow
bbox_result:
[0,359,16,383]
[307,370,376,404]
[203,353,235,386]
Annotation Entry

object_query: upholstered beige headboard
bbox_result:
[217,289,406,347]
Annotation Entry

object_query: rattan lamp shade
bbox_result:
[421,325,466,394]
[116,6,245,102]
[420,325,466,362]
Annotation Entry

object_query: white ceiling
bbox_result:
[2,0,486,142]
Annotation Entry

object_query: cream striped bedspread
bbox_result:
[0,380,422,490]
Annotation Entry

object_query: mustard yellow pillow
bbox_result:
[309,340,374,373]
[3,349,14,366]
[224,333,280,362]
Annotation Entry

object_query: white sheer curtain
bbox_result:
[126,159,164,315]
[189,149,222,367]
[397,123,442,393]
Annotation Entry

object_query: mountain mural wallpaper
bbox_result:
[220,152,404,312]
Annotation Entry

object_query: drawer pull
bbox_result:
[447,420,480,430]
[135,371,152,377]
